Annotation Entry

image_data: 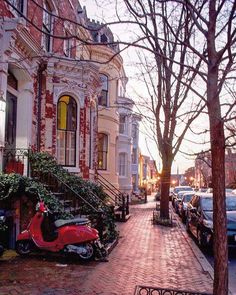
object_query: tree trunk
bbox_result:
[208,104,228,295]
[206,1,228,293]
[160,160,171,219]
[207,60,228,295]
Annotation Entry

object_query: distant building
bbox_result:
[195,151,212,188]
[194,149,236,188]
[139,154,158,194]
[183,167,195,186]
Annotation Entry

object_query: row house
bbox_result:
[88,20,142,198]
[138,154,158,194]
[0,0,99,180]
[0,0,141,197]
[195,149,236,188]
[0,0,140,246]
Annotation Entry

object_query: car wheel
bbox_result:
[197,229,207,248]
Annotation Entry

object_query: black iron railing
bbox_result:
[97,172,122,205]
[31,168,114,240]
[2,148,30,176]
[134,285,212,295]
[97,171,130,221]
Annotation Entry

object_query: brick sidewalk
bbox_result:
[0,196,213,295]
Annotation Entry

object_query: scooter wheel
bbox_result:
[16,240,31,256]
[78,243,94,261]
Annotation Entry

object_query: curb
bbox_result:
[106,236,119,255]
[174,210,234,295]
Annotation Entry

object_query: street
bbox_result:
[174,208,236,294]
[0,196,213,295]
[203,247,236,294]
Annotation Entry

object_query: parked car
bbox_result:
[197,187,208,193]
[173,191,191,214]
[186,193,236,248]
[172,186,193,207]
[178,191,195,223]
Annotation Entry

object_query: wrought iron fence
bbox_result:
[134,285,212,295]
[2,148,30,176]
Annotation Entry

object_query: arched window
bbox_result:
[98,133,108,170]
[98,74,108,106]
[57,95,77,166]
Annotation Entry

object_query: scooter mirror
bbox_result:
[36,201,46,212]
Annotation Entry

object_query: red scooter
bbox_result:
[16,201,107,261]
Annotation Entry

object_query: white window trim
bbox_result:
[119,152,127,177]
[98,74,109,107]
[41,0,54,53]
[8,0,27,18]
[56,95,81,173]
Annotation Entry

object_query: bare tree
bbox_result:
[133,48,205,220]
[97,0,236,293]
[4,0,236,292]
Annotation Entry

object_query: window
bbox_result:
[64,30,72,57]
[9,0,24,14]
[98,133,108,170]
[57,95,77,166]
[98,74,108,106]
[132,148,137,164]
[42,1,52,52]
[119,153,126,176]
[119,114,126,134]
[132,124,137,139]
[100,34,108,43]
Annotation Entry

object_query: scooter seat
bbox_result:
[54,217,89,228]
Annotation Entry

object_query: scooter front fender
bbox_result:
[17,230,31,241]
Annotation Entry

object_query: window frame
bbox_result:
[119,152,127,177]
[119,114,127,134]
[98,74,108,107]
[97,133,108,170]
[64,30,73,57]
[42,0,53,52]
[8,0,25,16]
[57,95,77,167]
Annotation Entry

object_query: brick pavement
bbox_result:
[0,196,213,295]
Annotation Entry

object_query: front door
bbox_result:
[5,92,17,150]
[3,92,19,173]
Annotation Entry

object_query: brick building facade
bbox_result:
[0,0,103,179]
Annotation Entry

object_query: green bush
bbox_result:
[28,151,118,243]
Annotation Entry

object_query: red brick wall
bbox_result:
[2,0,78,57]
